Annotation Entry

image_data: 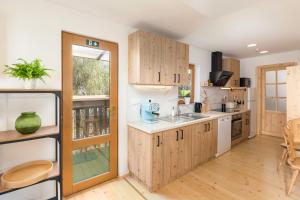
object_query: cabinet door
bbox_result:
[232,61,240,87]
[152,132,164,191]
[176,42,189,86]
[139,31,163,85]
[242,111,250,140]
[163,129,179,184]
[163,37,177,85]
[191,123,203,168]
[177,126,192,176]
[223,58,240,87]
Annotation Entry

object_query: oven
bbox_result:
[231,113,242,140]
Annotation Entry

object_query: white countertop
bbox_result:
[128,109,250,134]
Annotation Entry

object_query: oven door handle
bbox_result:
[232,119,242,123]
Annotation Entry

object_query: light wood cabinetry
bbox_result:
[191,120,217,168]
[128,30,189,86]
[128,120,216,191]
[242,111,250,140]
[223,58,240,87]
[128,30,163,85]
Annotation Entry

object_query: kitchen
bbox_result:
[1,1,300,200]
[127,30,252,191]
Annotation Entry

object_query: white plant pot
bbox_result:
[23,79,37,89]
[184,97,191,105]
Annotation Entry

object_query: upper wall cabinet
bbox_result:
[128,30,189,86]
[223,58,240,87]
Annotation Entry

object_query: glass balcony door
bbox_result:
[62,32,118,196]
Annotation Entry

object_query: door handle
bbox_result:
[157,135,160,147]
[158,72,161,82]
[178,74,180,83]
[204,123,207,132]
[176,130,179,141]
[181,129,184,140]
[174,74,177,83]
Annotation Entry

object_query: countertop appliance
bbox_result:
[231,113,243,140]
[225,101,237,109]
[216,115,232,157]
[140,100,160,123]
[209,51,233,86]
[240,78,251,87]
[194,102,202,113]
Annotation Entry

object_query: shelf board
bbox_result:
[0,126,59,145]
[201,86,247,90]
[0,89,61,94]
[0,162,59,194]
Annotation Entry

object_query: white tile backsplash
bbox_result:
[127,85,178,122]
[201,87,228,110]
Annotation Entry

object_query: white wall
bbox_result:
[240,50,300,87]
[0,0,132,199]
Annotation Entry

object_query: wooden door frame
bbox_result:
[256,62,296,136]
[62,31,118,196]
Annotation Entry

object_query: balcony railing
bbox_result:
[72,95,110,140]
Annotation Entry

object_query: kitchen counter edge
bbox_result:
[127,109,250,134]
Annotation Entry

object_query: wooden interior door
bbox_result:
[62,32,118,196]
[259,63,295,137]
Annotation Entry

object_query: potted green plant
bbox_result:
[184,93,191,105]
[3,58,52,89]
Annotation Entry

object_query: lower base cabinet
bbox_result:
[128,119,217,191]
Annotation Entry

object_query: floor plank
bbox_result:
[66,135,300,200]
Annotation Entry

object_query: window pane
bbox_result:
[266,71,276,83]
[266,85,276,97]
[72,45,110,140]
[278,84,286,97]
[72,142,110,183]
[265,98,276,111]
[277,70,287,83]
[278,99,286,112]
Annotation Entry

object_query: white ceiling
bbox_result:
[48,0,300,58]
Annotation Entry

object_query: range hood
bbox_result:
[209,51,233,86]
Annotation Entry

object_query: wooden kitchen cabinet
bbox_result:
[191,120,217,168]
[223,58,240,87]
[128,120,216,191]
[128,30,189,86]
[175,42,189,86]
[242,111,251,140]
[162,128,180,184]
[128,30,163,85]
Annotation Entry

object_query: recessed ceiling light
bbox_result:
[259,50,269,54]
[247,43,257,48]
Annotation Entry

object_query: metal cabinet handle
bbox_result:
[178,74,180,83]
[174,74,177,83]
[158,72,161,82]
[181,129,184,140]
[176,130,179,141]
[157,135,160,147]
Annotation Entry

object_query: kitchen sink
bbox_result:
[159,116,194,123]
[180,113,209,120]
[159,113,209,123]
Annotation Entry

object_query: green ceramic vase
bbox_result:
[15,112,41,134]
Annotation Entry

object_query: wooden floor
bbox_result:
[66,135,300,200]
